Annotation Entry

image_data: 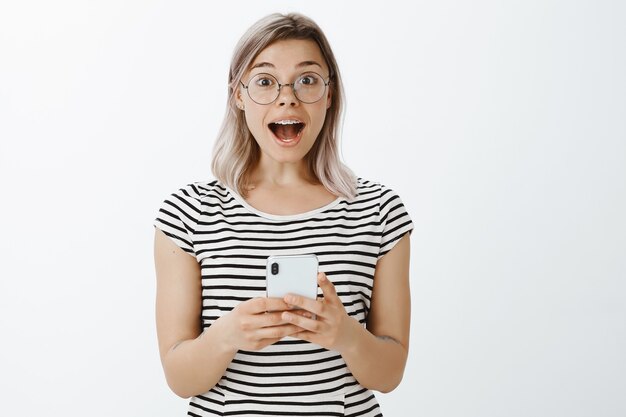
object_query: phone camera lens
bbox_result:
[271,262,279,275]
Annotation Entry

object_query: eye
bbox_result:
[298,73,320,86]
[253,75,276,88]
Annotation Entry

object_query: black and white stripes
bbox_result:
[154,178,413,416]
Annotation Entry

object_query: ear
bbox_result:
[235,88,244,109]
[326,86,332,110]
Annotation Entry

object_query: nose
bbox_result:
[276,83,299,106]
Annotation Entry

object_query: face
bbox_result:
[236,39,332,166]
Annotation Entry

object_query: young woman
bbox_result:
[154,12,413,416]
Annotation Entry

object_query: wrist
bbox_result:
[201,317,238,356]
[337,316,365,356]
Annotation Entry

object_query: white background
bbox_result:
[1,1,625,416]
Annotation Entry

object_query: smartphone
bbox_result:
[266,254,319,300]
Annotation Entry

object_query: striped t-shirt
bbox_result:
[154,178,414,417]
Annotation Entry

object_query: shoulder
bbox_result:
[154,180,225,251]
[165,179,228,203]
[352,177,412,226]
[353,177,403,204]
[354,179,414,256]
[157,179,232,221]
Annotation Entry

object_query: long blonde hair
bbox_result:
[210,13,357,200]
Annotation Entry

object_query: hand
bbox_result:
[215,297,302,352]
[281,272,359,353]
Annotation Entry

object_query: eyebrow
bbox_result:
[250,60,323,70]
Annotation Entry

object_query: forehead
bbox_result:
[248,39,328,73]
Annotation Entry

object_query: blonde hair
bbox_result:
[210,13,357,200]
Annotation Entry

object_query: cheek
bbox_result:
[311,105,329,130]
[244,112,266,137]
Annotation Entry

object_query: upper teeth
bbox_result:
[273,120,301,125]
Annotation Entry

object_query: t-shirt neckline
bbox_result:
[224,185,343,221]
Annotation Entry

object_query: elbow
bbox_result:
[361,368,405,394]
[377,385,397,394]
[374,345,408,393]
[163,365,203,399]
[172,389,192,400]
[166,375,195,399]
[364,350,408,393]
[170,384,193,399]
[161,350,204,399]
[375,373,404,394]
[163,361,217,399]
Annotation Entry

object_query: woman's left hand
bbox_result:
[281,272,359,353]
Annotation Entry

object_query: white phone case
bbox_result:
[266,254,318,300]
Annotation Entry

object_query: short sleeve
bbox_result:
[378,187,414,259]
[153,183,202,256]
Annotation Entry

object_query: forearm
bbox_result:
[341,318,408,393]
[161,319,236,398]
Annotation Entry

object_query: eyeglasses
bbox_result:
[240,72,331,105]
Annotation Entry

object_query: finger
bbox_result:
[283,293,322,316]
[317,273,341,305]
[249,311,289,329]
[242,297,292,314]
[290,310,314,319]
[250,327,302,350]
[282,311,323,333]
[264,297,294,312]
[252,338,281,350]
[290,330,314,343]
[255,324,302,340]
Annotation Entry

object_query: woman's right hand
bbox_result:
[213,297,304,352]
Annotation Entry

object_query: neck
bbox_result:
[248,156,317,189]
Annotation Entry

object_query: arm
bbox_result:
[154,229,301,398]
[346,232,411,392]
[282,233,411,393]
[154,228,235,398]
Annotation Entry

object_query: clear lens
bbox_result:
[248,74,279,105]
[294,72,325,103]
[246,72,327,104]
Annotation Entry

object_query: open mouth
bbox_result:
[268,121,306,142]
